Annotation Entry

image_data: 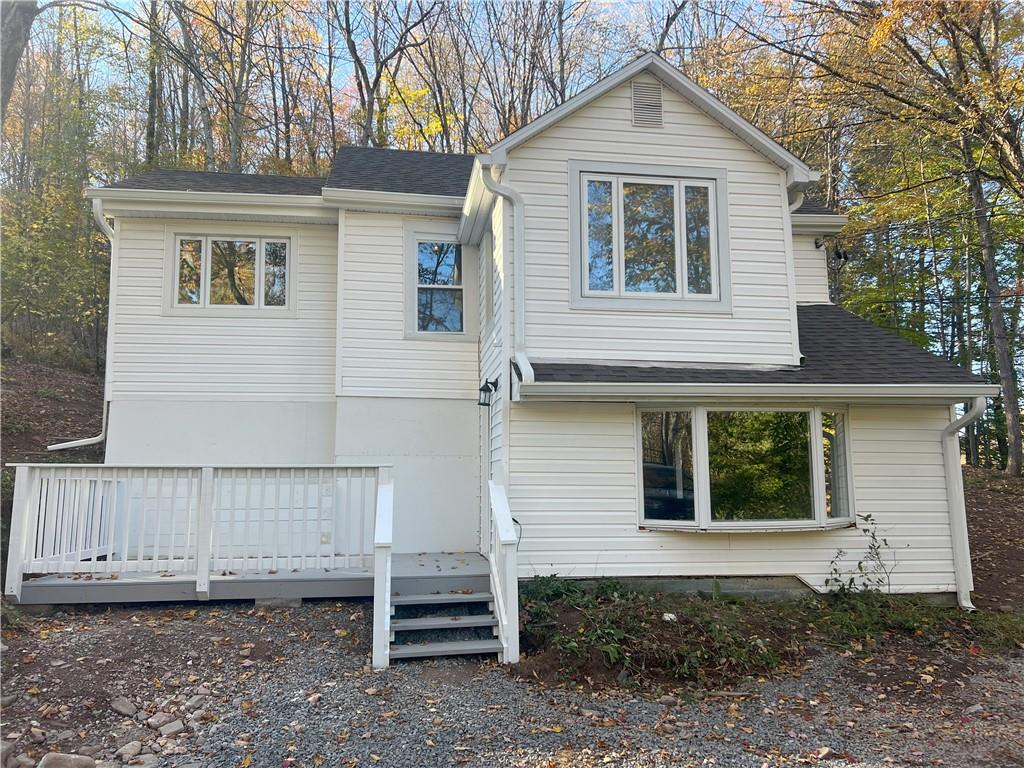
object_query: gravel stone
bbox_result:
[145,713,175,731]
[158,721,185,738]
[110,697,137,717]
[115,741,142,759]
[37,755,95,768]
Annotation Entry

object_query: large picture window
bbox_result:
[582,173,716,299]
[638,407,855,530]
[174,235,290,310]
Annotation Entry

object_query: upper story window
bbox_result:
[416,240,463,332]
[174,235,289,309]
[403,220,478,341]
[569,161,731,312]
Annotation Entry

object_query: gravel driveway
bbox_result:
[2,600,1021,768]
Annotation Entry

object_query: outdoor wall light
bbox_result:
[478,378,499,407]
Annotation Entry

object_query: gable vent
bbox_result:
[631,80,663,128]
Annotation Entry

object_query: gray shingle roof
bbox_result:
[103,169,325,196]
[792,198,841,216]
[530,304,987,386]
[325,146,475,197]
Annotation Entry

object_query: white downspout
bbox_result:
[48,198,114,451]
[941,395,986,610]
[479,163,534,387]
[788,190,805,213]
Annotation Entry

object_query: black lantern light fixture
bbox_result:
[478,378,499,407]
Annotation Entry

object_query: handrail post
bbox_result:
[487,480,520,664]
[372,467,394,670]
[502,541,519,663]
[195,467,214,601]
[4,467,33,603]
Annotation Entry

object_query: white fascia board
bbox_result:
[321,186,463,216]
[458,157,495,245]
[488,53,818,190]
[86,186,327,209]
[518,381,999,403]
[792,213,849,235]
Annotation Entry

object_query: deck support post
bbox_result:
[371,467,394,670]
[4,467,33,603]
[195,467,214,601]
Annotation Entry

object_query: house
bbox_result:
[4,54,996,668]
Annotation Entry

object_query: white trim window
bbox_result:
[415,240,464,333]
[174,235,290,310]
[568,161,731,312]
[637,406,855,531]
[583,174,716,299]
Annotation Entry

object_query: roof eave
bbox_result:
[517,381,998,403]
[86,186,328,207]
[321,186,464,215]
[791,213,849,235]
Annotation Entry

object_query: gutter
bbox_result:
[516,381,1000,401]
[478,162,534,386]
[48,198,113,451]
[941,395,987,610]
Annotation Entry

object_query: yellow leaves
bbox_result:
[238,754,253,768]
[334,628,349,638]
[313,756,324,767]
[241,699,255,715]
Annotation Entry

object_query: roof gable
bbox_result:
[488,53,818,188]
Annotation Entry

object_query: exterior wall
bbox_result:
[334,396,479,554]
[507,71,800,366]
[339,211,478,399]
[793,233,830,304]
[110,217,337,398]
[105,216,338,465]
[105,400,335,464]
[507,402,958,594]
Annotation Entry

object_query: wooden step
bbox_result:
[390,591,493,606]
[391,614,498,632]
[389,638,503,660]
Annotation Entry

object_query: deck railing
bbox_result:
[487,480,519,664]
[4,464,387,602]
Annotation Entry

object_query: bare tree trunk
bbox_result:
[962,134,1022,476]
[144,0,159,165]
[1,0,41,122]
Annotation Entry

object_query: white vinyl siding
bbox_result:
[340,212,478,399]
[508,402,957,594]
[506,72,799,365]
[110,218,336,398]
[793,233,831,304]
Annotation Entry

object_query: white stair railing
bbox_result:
[371,468,394,670]
[488,480,519,664]
[4,463,384,604]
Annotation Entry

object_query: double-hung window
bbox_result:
[403,221,477,339]
[174,235,290,310]
[570,161,730,311]
[638,406,855,531]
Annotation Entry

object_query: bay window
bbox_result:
[638,407,855,530]
[570,161,730,311]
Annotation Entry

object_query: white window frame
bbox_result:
[569,160,732,313]
[168,230,294,314]
[403,220,478,341]
[635,405,856,532]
